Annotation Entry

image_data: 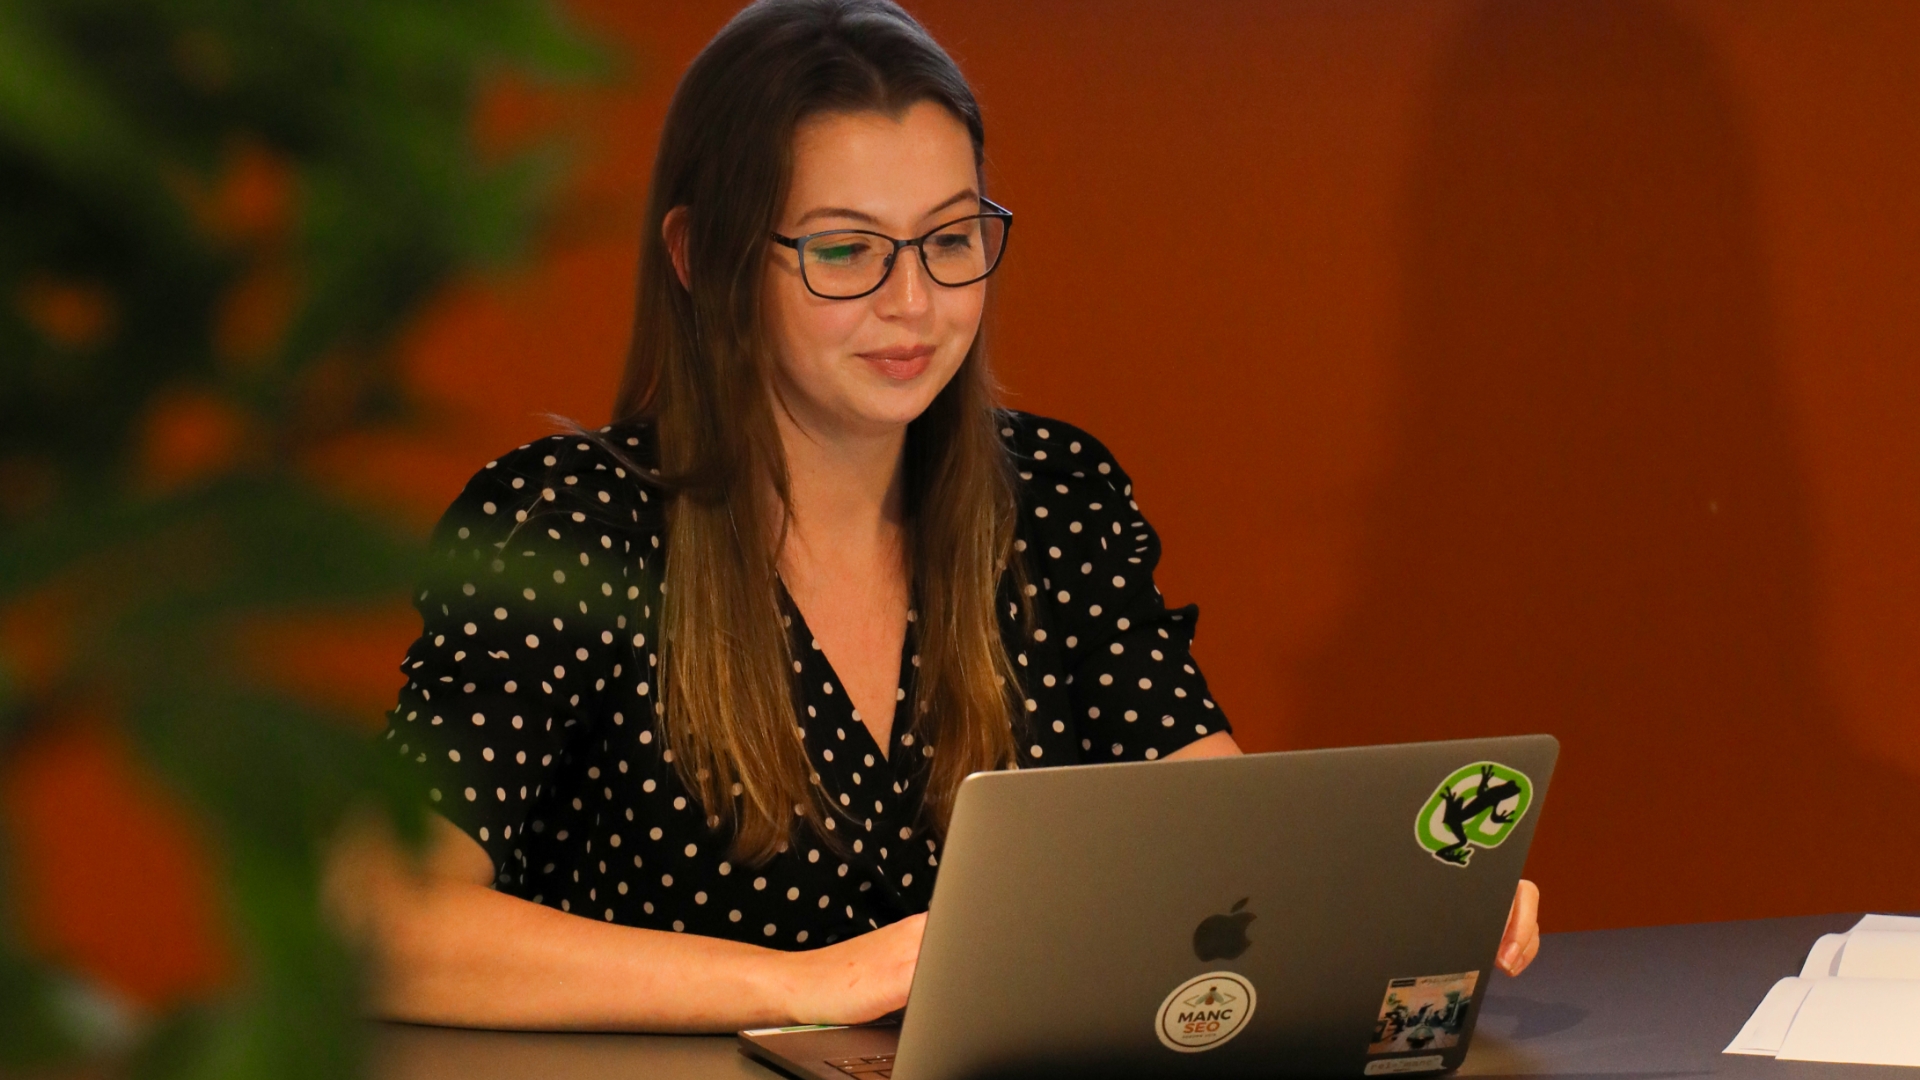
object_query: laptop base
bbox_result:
[740,1022,901,1080]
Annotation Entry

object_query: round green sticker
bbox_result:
[1415,762,1533,866]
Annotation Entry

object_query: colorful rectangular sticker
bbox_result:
[1365,1055,1446,1075]
[1367,971,1480,1055]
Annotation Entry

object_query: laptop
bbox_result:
[740,735,1558,1080]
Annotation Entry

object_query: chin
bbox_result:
[844,391,943,432]
[846,369,958,430]
[779,352,965,436]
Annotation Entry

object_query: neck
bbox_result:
[772,399,909,568]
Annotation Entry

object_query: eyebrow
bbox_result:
[792,188,978,229]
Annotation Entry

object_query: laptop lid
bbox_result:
[887,734,1559,1080]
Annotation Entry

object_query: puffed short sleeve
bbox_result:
[1009,415,1231,762]
[381,436,651,877]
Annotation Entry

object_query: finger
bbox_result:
[1511,879,1539,928]
[1505,883,1536,968]
[1501,919,1541,973]
[1498,881,1541,975]
[1503,880,1538,939]
[1504,928,1542,976]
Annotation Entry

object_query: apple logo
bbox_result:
[1192,898,1256,961]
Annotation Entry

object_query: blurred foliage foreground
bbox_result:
[0,1,603,1075]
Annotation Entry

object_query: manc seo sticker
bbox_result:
[1155,971,1258,1052]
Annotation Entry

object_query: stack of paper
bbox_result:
[1726,914,1920,1067]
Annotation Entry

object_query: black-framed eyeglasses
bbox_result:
[771,197,1012,300]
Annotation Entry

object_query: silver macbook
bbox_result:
[740,735,1558,1080]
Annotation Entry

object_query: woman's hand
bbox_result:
[1496,879,1540,976]
[778,912,927,1025]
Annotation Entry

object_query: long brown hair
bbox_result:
[612,0,1023,862]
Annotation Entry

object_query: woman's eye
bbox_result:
[927,232,977,259]
[811,240,872,264]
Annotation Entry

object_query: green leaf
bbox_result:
[0,948,87,1068]
[0,814,88,1068]
[0,0,618,1074]
[0,0,188,230]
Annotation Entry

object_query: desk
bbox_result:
[373,913,1881,1080]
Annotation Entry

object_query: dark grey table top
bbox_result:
[373,913,1890,1080]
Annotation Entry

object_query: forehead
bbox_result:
[784,101,977,228]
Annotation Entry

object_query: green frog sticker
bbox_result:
[1415,762,1533,866]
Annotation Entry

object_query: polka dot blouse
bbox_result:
[382,411,1230,948]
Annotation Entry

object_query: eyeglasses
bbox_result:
[771,197,1013,300]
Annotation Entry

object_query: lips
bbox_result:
[857,344,934,381]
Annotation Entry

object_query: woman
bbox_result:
[328,0,1541,1033]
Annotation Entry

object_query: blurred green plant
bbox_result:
[0,0,605,1075]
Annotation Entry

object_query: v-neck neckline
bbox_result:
[776,579,916,767]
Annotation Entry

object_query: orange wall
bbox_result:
[379,0,1920,931]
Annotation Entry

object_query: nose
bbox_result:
[871,245,931,320]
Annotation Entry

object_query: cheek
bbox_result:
[765,268,864,367]
[941,289,988,357]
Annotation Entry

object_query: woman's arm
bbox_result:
[1162,733,1541,977]
[324,813,923,1033]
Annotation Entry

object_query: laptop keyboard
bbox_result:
[826,1055,895,1078]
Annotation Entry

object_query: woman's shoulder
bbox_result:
[430,419,664,548]
[460,419,660,499]
[996,410,1135,496]
[998,410,1160,572]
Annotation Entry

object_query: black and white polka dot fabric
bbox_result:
[381,411,1229,948]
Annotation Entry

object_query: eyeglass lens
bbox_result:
[800,215,1007,299]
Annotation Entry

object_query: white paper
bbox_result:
[1849,913,1920,934]
[1835,929,1920,980]
[1798,934,1846,978]
[1728,914,1920,1062]
[1776,978,1920,1067]
[1723,977,1813,1055]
